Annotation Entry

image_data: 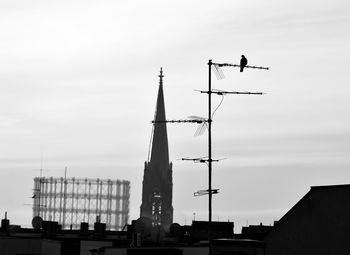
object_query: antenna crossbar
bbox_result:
[194,189,219,196]
[214,63,270,70]
[198,90,264,95]
[181,157,220,163]
[152,119,207,124]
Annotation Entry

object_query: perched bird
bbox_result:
[240,55,247,72]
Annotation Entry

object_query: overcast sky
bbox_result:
[1,0,350,232]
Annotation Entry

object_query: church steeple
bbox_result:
[150,67,169,166]
[140,68,173,231]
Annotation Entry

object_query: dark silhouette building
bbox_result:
[240,223,273,241]
[191,221,234,242]
[140,68,173,231]
[264,184,350,255]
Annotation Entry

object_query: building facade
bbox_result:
[140,68,173,231]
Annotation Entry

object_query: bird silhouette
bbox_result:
[240,55,247,72]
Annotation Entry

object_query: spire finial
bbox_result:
[159,67,164,86]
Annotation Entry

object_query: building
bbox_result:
[264,184,350,255]
[33,177,130,230]
[140,68,173,231]
[0,216,258,255]
[211,239,265,255]
[240,223,273,241]
[191,221,234,242]
[0,216,131,255]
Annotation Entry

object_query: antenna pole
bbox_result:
[208,59,213,254]
[63,166,67,229]
[38,178,42,217]
[40,154,43,178]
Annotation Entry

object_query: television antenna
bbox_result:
[152,58,269,255]
[203,59,269,254]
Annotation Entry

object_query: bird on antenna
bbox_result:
[240,55,248,72]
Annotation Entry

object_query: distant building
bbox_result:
[32,177,130,230]
[211,239,265,255]
[264,184,350,255]
[140,68,173,231]
[0,217,130,255]
[191,221,234,242]
[240,223,273,241]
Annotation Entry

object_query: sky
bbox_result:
[1,0,350,232]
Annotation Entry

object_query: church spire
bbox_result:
[150,68,169,165]
[140,68,173,232]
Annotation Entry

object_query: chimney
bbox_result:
[94,221,106,239]
[80,222,89,236]
[42,221,58,238]
[1,212,10,232]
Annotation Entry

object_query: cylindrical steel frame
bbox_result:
[32,177,130,230]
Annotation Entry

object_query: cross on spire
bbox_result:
[159,67,164,86]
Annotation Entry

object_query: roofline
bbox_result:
[264,184,350,240]
[310,183,350,189]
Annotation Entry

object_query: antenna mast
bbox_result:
[205,59,269,254]
[151,58,269,255]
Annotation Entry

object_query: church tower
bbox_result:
[140,68,173,231]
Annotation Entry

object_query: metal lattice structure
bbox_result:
[32,177,130,230]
